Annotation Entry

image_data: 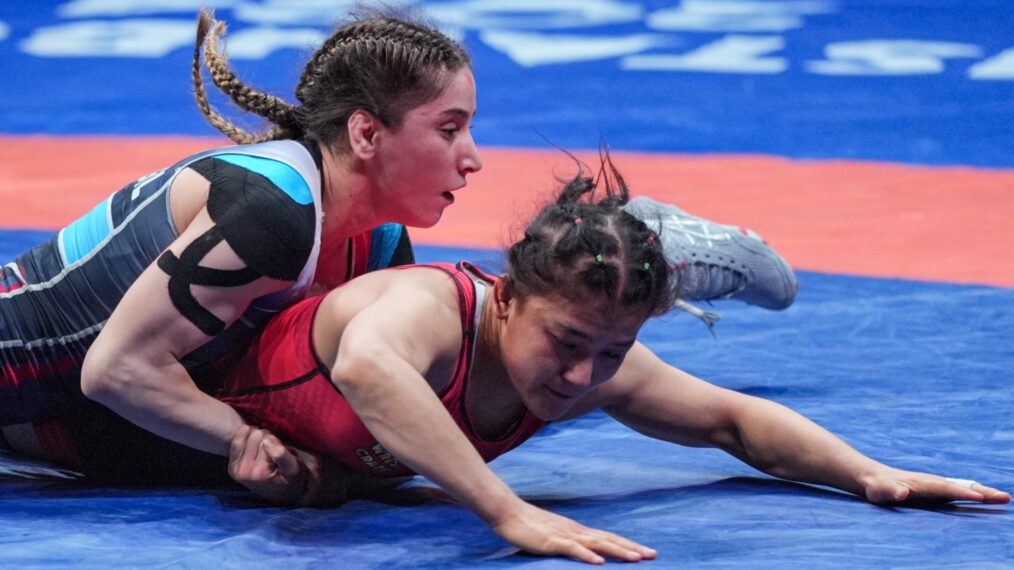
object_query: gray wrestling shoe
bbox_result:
[623,197,798,330]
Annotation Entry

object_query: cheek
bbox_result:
[401,150,453,190]
[505,337,550,381]
[427,143,460,171]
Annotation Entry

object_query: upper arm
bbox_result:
[572,342,749,449]
[87,155,319,373]
[329,276,462,394]
[84,206,292,387]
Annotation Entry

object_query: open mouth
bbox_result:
[442,191,455,204]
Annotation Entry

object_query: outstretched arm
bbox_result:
[594,343,1010,505]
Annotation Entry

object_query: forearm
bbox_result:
[726,396,886,498]
[336,355,522,524]
[82,355,245,456]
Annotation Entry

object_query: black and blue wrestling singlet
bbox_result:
[0,141,324,424]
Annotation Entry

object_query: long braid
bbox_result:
[200,14,300,138]
[190,9,469,147]
[192,9,299,143]
[293,19,399,105]
[192,11,248,143]
[294,32,351,105]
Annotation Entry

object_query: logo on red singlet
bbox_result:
[354,443,400,472]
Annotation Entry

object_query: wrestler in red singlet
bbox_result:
[213,262,547,477]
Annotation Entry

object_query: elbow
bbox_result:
[80,348,131,405]
[721,395,784,473]
[330,346,386,396]
[709,396,757,460]
[80,349,105,400]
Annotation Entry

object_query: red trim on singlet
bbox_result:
[1,351,84,395]
[348,231,371,279]
[1,261,25,292]
[31,419,82,467]
[215,262,547,477]
[0,347,96,467]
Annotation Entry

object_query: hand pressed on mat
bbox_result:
[861,467,1011,506]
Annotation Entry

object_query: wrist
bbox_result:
[853,462,894,499]
[471,481,525,527]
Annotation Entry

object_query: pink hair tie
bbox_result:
[574,218,583,225]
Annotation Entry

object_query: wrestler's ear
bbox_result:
[493,277,514,320]
[492,275,519,320]
[347,110,379,159]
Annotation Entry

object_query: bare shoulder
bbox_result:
[168,167,211,232]
[333,265,464,315]
[387,265,467,308]
[383,267,470,357]
[318,266,467,364]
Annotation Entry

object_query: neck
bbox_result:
[317,142,388,241]
[469,286,525,417]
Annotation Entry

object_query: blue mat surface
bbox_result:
[1,240,1012,568]
[1,0,1012,567]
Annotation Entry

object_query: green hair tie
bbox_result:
[595,254,604,264]
[643,262,651,270]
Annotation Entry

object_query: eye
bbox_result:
[440,125,460,138]
[602,351,625,361]
[551,336,577,351]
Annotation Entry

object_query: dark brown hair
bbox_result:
[191,8,471,147]
[505,150,679,318]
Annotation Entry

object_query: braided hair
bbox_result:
[505,150,679,319]
[192,8,471,146]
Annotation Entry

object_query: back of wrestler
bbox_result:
[0,141,322,484]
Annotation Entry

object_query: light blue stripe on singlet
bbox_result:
[368,224,404,271]
[59,197,112,265]
[216,154,313,205]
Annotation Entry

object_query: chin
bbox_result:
[421,211,444,228]
[535,409,565,422]
[528,398,571,422]
[401,209,443,229]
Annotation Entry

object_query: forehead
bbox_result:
[407,68,476,119]
[522,293,646,341]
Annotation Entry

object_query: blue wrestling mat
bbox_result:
[1,1,1012,568]
[1,242,1011,568]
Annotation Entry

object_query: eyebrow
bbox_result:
[440,108,475,120]
[560,326,636,349]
